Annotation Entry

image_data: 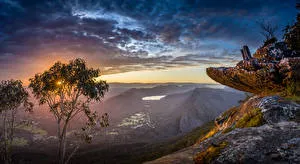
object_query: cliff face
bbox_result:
[198,42,300,163]
[146,42,300,164]
[196,41,300,163]
[207,42,300,95]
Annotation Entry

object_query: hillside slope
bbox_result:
[100,86,245,139]
[146,96,300,164]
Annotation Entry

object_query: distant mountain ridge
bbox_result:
[100,86,245,139]
[161,88,245,134]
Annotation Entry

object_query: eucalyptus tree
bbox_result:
[0,80,33,164]
[29,58,109,164]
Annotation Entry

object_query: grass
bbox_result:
[197,127,218,143]
[284,95,300,103]
[193,141,228,164]
[236,108,265,128]
[222,126,235,134]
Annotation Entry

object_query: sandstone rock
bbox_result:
[207,57,300,95]
[206,66,285,94]
[207,42,300,95]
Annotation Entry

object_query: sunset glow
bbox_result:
[1,1,299,163]
[100,67,217,83]
[0,0,296,84]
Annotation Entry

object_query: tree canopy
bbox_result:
[0,80,33,113]
[29,58,109,164]
[0,79,33,164]
[29,58,109,122]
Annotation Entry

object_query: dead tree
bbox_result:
[257,20,278,41]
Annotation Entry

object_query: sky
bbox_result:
[0,0,298,84]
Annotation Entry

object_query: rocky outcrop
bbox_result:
[215,96,300,130]
[193,96,300,164]
[257,96,300,124]
[146,96,300,164]
[207,43,300,95]
[195,121,300,164]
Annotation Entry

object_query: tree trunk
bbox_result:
[8,110,16,158]
[58,134,65,164]
[58,120,69,164]
[65,145,79,164]
[3,110,9,164]
[58,88,65,164]
[57,120,63,164]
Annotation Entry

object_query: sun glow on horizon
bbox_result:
[99,67,217,84]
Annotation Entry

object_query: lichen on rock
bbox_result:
[193,96,300,164]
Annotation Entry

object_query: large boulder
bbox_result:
[207,43,300,95]
[194,121,300,164]
[215,96,300,131]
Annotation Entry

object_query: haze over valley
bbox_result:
[12,83,245,163]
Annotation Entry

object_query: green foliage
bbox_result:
[29,58,109,105]
[0,80,33,113]
[28,58,109,164]
[28,58,109,131]
[0,79,33,163]
[236,108,265,128]
[193,141,228,164]
[283,3,300,51]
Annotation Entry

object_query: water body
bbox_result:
[142,95,166,101]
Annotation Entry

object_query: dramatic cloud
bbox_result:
[0,0,297,81]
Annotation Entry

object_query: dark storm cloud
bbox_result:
[0,0,297,79]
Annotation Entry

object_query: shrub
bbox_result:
[222,126,235,134]
[263,37,277,47]
[286,80,297,96]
